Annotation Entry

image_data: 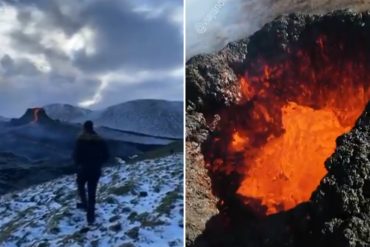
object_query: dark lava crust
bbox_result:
[186,10,370,247]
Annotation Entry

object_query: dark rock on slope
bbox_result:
[10,108,54,126]
[186,40,246,246]
[186,9,370,247]
[311,102,370,246]
[186,39,247,114]
[0,153,75,195]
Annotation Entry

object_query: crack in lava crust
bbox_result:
[204,33,370,216]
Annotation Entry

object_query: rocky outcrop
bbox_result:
[311,102,370,246]
[186,39,248,114]
[186,39,248,246]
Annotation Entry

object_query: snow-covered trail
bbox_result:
[0,154,183,247]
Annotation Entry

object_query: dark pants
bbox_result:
[77,169,101,223]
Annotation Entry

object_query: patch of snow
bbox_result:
[43,104,92,123]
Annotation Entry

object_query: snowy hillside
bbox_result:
[92,100,183,139]
[44,104,92,122]
[44,100,183,139]
[0,154,183,247]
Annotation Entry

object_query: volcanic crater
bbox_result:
[186,10,370,247]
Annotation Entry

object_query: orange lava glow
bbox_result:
[237,102,350,215]
[205,34,370,216]
[33,108,41,122]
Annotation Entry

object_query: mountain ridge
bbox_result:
[44,99,183,139]
[44,104,92,122]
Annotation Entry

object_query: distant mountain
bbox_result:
[44,104,92,122]
[0,116,8,122]
[1,108,174,162]
[92,100,183,138]
[44,100,183,139]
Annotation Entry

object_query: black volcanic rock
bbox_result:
[186,9,370,247]
[185,37,251,247]
[186,39,247,113]
[310,102,370,246]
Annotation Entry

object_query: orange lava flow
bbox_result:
[206,34,370,216]
[33,108,41,122]
[236,103,350,215]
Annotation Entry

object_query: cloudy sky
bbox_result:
[0,0,183,117]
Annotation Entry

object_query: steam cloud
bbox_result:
[186,0,262,59]
[186,0,368,59]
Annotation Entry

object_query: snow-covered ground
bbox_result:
[0,154,183,247]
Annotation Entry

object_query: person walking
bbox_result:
[73,120,109,224]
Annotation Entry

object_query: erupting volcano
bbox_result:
[9,108,55,126]
[187,9,370,247]
[202,13,370,216]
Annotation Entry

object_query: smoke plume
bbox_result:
[186,0,370,59]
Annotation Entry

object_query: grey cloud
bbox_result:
[1,55,14,70]
[9,28,70,67]
[6,0,183,72]
[7,0,82,35]
[0,73,100,117]
[0,54,40,76]
[73,0,182,72]
[17,8,32,23]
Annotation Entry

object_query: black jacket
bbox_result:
[73,131,110,171]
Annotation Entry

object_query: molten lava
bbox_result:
[33,108,41,123]
[205,34,370,215]
[237,102,350,215]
